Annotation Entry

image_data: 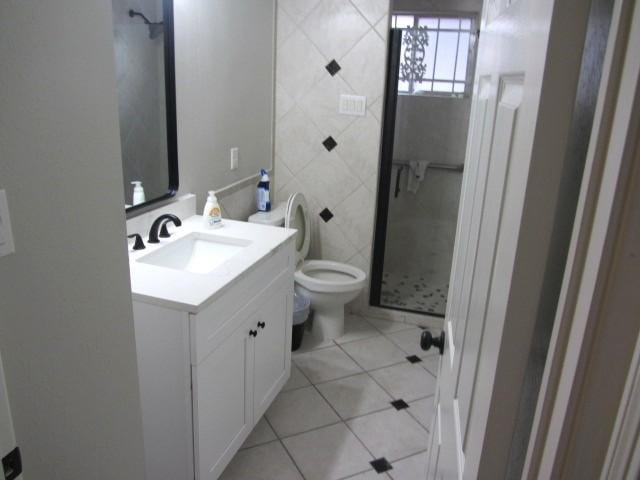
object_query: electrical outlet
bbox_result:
[0,190,15,257]
[230,147,239,171]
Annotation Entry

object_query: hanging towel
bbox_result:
[407,160,429,194]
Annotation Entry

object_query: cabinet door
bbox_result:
[252,279,293,419]
[193,320,253,480]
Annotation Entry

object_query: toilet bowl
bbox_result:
[249,192,367,340]
[294,260,366,339]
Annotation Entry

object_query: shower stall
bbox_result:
[371,8,480,317]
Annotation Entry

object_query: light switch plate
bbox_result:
[230,147,239,171]
[339,94,367,116]
[0,190,15,257]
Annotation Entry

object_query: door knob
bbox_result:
[249,330,258,338]
[257,321,266,329]
[421,330,445,355]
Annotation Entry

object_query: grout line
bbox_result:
[278,435,307,479]
[405,395,435,435]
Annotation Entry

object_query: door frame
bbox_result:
[522,0,640,476]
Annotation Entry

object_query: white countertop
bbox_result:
[128,216,296,313]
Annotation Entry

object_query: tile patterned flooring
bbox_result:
[380,272,449,316]
[220,315,439,480]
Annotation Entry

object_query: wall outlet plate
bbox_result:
[230,147,239,171]
[0,190,15,257]
[339,94,367,116]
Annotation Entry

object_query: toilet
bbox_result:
[249,193,366,340]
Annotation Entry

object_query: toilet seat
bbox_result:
[295,260,367,293]
[285,193,310,266]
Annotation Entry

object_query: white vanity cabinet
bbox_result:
[132,239,294,480]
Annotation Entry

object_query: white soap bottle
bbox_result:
[131,181,145,206]
[202,190,223,228]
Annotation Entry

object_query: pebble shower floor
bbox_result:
[380,272,449,316]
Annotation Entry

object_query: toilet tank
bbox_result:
[247,202,286,226]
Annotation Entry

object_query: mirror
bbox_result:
[111,0,276,214]
[111,0,178,211]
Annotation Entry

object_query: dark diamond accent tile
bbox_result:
[391,399,410,410]
[370,457,393,473]
[325,59,341,76]
[406,355,422,364]
[319,208,334,223]
[322,136,337,151]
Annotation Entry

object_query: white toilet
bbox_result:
[249,193,367,340]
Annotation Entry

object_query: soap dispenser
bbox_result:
[203,191,223,228]
[131,181,145,206]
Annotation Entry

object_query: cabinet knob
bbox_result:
[257,321,266,329]
[249,330,258,338]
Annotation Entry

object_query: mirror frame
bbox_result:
[125,0,179,214]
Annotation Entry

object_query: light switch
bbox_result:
[0,190,15,257]
[339,94,367,116]
[230,147,239,171]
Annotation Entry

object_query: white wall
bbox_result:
[0,1,146,478]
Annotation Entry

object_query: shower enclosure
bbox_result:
[371,10,480,317]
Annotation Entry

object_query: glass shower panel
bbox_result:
[371,14,478,317]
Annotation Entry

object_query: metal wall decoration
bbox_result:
[399,27,429,84]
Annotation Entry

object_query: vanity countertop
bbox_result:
[128,216,296,313]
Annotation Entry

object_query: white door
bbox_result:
[194,320,253,480]
[426,0,591,477]
[0,350,18,478]
[252,279,293,420]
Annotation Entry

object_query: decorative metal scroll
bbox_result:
[399,27,429,84]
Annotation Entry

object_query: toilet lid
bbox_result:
[285,193,310,265]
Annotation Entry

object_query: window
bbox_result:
[392,14,477,96]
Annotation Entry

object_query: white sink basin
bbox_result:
[138,232,251,274]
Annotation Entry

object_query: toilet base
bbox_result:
[311,305,345,340]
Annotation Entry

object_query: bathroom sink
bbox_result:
[138,232,251,274]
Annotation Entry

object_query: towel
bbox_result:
[407,160,429,194]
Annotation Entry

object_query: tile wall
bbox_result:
[274,0,390,312]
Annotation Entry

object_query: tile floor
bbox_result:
[380,272,449,316]
[220,315,440,480]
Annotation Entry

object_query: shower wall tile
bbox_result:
[276,106,324,174]
[337,112,382,184]
[277,6,297,45]
[340,29,387,100]
[302,0,370,60]
[375,13,391,38]
[298,75,357,136]
[279,0,322,24]
[333,185,376,247]
[351,0,390,25]
[296,150,360,210]
[276,30,327,101]
[274,0,389,314]
[276,82,295,120]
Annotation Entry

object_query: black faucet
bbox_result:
[148,214,182,243]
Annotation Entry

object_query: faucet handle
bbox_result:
[128,234,146,251]
[159,222,171,238]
